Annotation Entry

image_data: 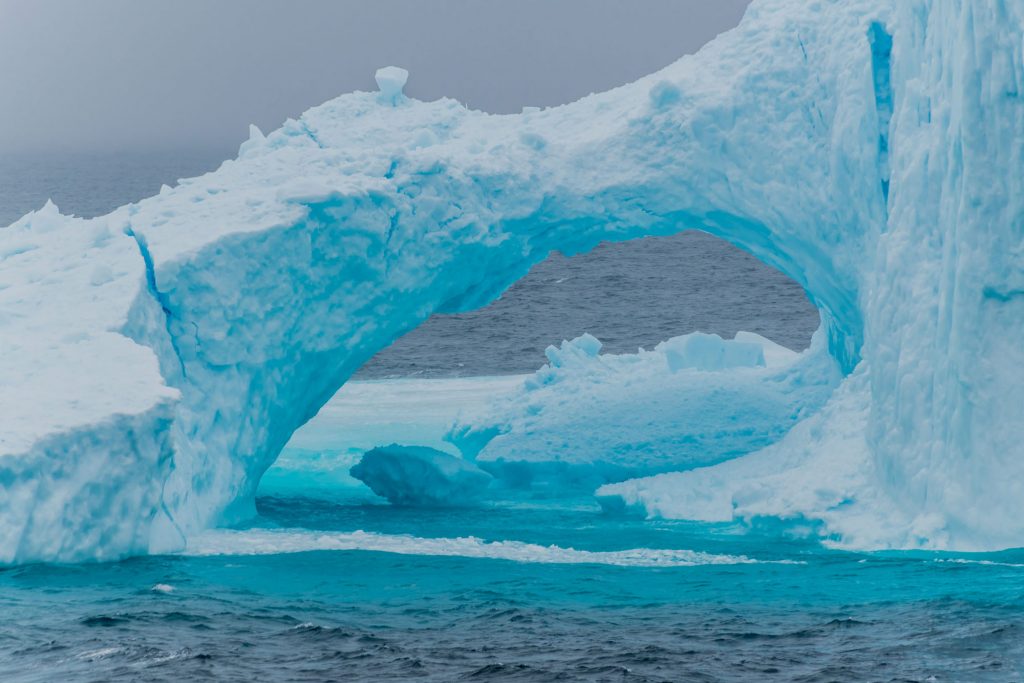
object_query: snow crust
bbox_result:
[350,444,492,507]
[1,0,1022,562]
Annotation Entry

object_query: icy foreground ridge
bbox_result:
[1,0,1022,562]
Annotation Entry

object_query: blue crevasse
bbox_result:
[0,0,1022,563]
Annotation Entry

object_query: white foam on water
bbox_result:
[76,647,125,661]
[934,558,1024,568]
[180,528,801,567]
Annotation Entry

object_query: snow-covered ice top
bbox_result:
[1,0,1022,563]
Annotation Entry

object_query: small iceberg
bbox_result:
[446,328,838,492]
[350,444,492,507]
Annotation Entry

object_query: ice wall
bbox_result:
[0,0,1021,562]
[865,1,1024,548]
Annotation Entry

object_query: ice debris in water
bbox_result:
[350,444,492,507]
[375,66,409,106]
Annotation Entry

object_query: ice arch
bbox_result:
[1,0,1022,563]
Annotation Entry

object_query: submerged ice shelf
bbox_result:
[1,0,1022,563]
[351,444,492,507]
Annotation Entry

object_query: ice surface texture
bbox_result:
[350,444,492,507]
[1,0,1022,562]
[448,330,839,491]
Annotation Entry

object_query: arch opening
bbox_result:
[111,136,867,556]
[258,229,836,509]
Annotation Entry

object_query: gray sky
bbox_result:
[0,0,748,155]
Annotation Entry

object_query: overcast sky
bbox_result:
[0,0,748,155]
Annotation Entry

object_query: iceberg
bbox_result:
[447,328,838,491]
[1,0,1022,562]
[350,444,492,507]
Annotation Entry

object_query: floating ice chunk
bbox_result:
[350,444,492,507]
[448,328,839,492]
[375,66,409,106]
[656,332,765,372]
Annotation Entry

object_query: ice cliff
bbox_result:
[1,0,1021,563]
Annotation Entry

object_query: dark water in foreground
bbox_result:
[2,493,1024,682]
[3,154,1017,682]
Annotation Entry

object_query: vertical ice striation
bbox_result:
[864,0,1024,548]
[867,21,893,201]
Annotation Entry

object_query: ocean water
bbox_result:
[2,153,1022,682]
[3,493,1024,682]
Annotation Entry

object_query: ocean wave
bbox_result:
[180,528,800,567]
[935,558,1024,568]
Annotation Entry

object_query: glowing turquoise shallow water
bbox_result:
[3,489,1024,681]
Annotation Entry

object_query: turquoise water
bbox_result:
[3,488,1024,681]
